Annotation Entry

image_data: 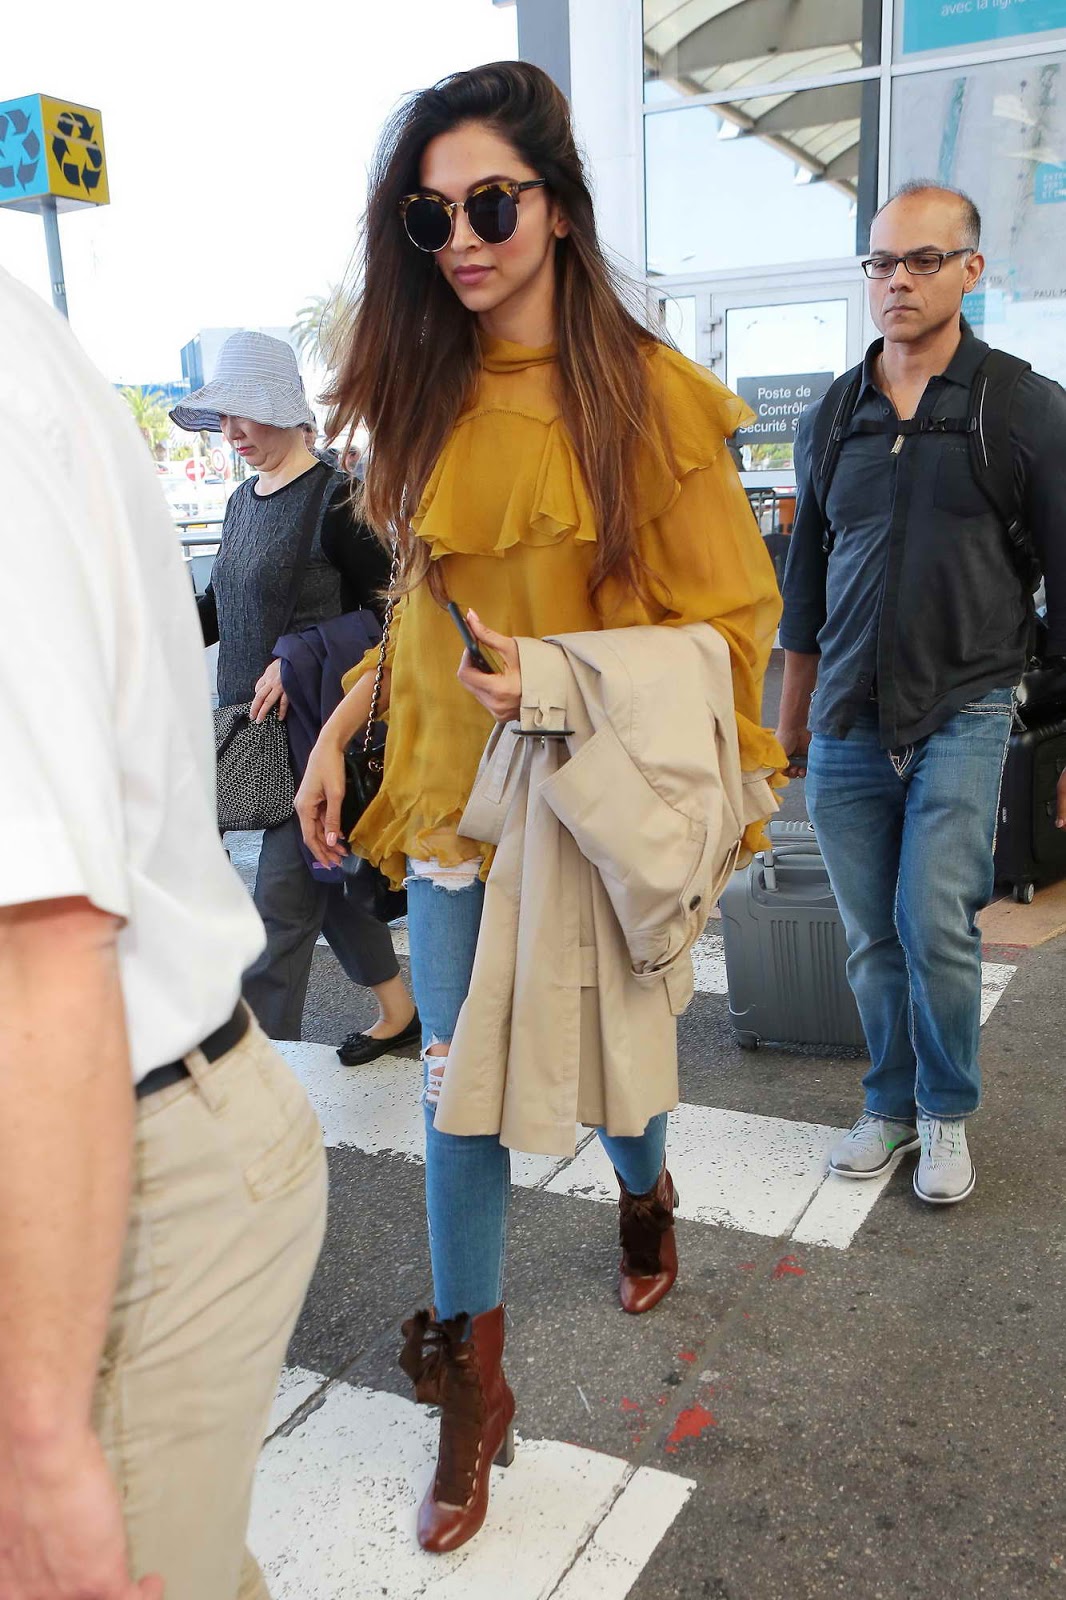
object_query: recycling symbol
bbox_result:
[51,108,104,194]
[0,107,41,195]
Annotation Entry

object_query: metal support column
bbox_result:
[516,0,572,98]
[40,196,69,320]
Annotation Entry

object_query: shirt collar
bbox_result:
[859,316,988,398]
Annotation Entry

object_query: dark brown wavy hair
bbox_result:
[324,60,668,611]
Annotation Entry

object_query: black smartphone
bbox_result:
[446,601,498,674]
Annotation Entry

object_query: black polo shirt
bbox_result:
[781,321,1066,747]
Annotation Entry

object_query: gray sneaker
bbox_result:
[829,1111,920,1179]
[913,1116,975,1205]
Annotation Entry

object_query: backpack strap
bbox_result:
[809,366,863,554]
[967,348,1037,589]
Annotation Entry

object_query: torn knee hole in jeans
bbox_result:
[404,857,481,893]
[422,1041,450,1107]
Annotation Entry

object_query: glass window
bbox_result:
[724,298,848,470]
[891,54,1066,381]
[896,0,1066,61]
[657,292,699,359]
[645,84,879,275]
[644,0,881,102]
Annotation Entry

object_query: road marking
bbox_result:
[546,1103,898,1251]
[251,1368,694,1600]
[278,1043,911,1249]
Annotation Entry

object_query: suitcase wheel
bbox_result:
[1013,879,1036,905]
[735,1031,760,1051]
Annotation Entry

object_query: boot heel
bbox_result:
[494,1425,515,1468]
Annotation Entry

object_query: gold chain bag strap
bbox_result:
[340,540,399,836]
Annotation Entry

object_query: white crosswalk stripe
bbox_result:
[252,1371,693,1600]
[276,938,1014,1252]
[256,902,1016,1596]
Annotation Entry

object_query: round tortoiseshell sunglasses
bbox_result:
[399,179,547,252]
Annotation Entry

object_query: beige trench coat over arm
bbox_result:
[434,624,780,1158]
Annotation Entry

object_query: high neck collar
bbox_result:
[478,331,557,373]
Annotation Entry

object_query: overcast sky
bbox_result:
[2,0,517,383]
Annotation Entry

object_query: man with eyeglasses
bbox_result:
[777,181,1066,1206]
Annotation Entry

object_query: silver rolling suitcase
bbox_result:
[718,820,866,1051]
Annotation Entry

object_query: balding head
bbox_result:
[873,182,981,250]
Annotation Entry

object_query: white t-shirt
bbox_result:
[0,268,265,1081]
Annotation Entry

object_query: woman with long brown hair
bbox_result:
[296,61,784,1553]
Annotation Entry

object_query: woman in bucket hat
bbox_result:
[172,331,418,1056]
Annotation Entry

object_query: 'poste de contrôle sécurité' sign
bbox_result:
[735,372,834,445]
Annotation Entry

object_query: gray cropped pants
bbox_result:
[241,817,399,1040]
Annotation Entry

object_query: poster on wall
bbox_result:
[902,0,1066,56]
[892,55,1066,382]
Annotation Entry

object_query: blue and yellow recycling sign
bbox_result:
[0,94,109,213]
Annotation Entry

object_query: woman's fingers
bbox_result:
[466,609,520,672]
[251,683,282,723]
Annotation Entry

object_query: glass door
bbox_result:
[654,276,867,484]
[709,281,866,484]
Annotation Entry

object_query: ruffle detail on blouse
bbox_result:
[411,410,597,561]
[349,790,489,893]
[632,345,756,529]
[410,341,756,561]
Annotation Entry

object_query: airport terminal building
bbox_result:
[510,0,1066,488]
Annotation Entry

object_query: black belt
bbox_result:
[135,1003,250,1101]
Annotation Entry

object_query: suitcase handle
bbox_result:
[761,840,823,892]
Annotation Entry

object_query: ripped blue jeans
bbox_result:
[405,863,668,1320]
[805,688,1015,1123]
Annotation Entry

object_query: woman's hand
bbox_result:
[295,736,348,869]
[250,659,288,724]
[457,610,522,723]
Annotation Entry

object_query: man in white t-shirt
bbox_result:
[0,269,327,1600]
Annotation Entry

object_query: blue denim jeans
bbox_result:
[405,867,669,1320]
[805,688,1014,1123]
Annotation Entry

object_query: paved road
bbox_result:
[227,654,1066,1598]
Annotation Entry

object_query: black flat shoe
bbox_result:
[337,1011,421,1066]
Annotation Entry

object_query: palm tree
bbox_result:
[291,286,348,372]
[120,386,172,461]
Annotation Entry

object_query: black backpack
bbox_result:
[808,347,1041,594]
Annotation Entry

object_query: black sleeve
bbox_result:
[320,485,392,621]
[778,402,829,654]
[198,583,219,647]
[1015,372,1066,657]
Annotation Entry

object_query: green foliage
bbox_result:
[120,385,172,460]
[291,286,347,371]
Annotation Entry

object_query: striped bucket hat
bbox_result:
[170,330,315,433]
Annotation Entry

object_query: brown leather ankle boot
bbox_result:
[616,1165,679,1314]
[399,1305,516,1554]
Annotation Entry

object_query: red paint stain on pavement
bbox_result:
[678,1350,697,1363]
[620,1397,642,1413]
[664,1402,717,1454]
[739,1262,757,1271]
[772,1255,806,1279]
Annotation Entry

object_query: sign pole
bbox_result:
[40,195,69,320]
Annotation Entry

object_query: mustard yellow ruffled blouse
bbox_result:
[345,334,786,890]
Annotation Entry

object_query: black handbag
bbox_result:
[340,541,399,837]
[339,543,407,921]
[213,467,335,832]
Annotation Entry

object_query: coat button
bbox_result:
[689,895,701,910]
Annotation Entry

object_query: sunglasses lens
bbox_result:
[404,197,452,251]
[468,186,518,245]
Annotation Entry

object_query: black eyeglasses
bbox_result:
[399,179,547,252]
[861,248,973,279]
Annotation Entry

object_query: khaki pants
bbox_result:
[93,1017,328,1600]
